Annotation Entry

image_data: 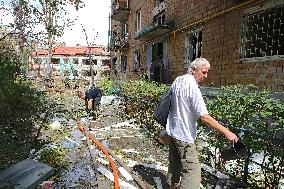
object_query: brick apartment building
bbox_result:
[109,0,284,91]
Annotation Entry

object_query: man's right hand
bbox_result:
[201,114,239,143]
[224,130,239,143]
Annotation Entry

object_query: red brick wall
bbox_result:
[201,1,284,91]
[112,0,284,91]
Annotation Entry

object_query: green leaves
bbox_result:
[0,50,47,131]
[205,84,284,187]
[96,77,116,96]
[120,79,169,103]
[100,77,284,187]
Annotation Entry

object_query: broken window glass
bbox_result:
[186,29,202,66]
[136,10,141,31]
[121,55,128,73]
[133,50,141,72]
[153,11,165,26]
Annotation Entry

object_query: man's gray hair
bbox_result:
[188,58,210,73]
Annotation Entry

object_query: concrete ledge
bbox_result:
[0,159,54,189]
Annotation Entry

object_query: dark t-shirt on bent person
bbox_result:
[84,87,102,109]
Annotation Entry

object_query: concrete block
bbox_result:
[0,159,54,189]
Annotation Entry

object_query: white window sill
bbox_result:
[240,55,284,63]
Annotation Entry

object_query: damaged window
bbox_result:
[72,58,79,64]
[121,55,128,73]
[133,50,140,72]
[82,59,97,65]
[136,9,141,31]
[185,29,202,67]
[241,3,284,60]
[51,58,59,64]
[153,11,165,26]
[155,0,164,7]
[122,23,128,37]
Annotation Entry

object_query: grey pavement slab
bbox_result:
[0,159,54,189]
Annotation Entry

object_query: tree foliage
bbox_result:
[0,43,47,131]
[0,36,49,169]
[1,0,84,75]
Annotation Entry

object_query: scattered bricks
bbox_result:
[37,181,55,189]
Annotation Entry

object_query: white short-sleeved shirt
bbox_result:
[166,74,208,143]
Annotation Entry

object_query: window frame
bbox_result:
[133,50,141,72]
[126,0,129,8]
[122,22,129,37]
[51,58,60,64]
[155,0,164,7]
[136,9,141,32]
[184,27,203,68]
[153,11,165,26]
[82,59,97,65]
[240,0,284,63]
[121,55,128,73]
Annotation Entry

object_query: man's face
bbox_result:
[192,64,209,83]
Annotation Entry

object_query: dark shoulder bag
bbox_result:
[153,88,172,128]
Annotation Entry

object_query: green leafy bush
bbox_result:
[119,79,169,141]
[0,47,48,169]
[96,77,115,95]
[37,146,68,171]
[121,80,169,102]
[205,84,284,188]
[119,80,284,188]
[0,53,47,131]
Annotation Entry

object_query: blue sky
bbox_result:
[0,0,111,47]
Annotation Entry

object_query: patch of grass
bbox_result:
[36,145,69,172]
[0,126,35,170]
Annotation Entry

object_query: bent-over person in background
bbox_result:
[77,84,102,120]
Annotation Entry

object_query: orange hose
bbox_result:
[77,120,120,189]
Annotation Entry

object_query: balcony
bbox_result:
[152,1,166,17]
[111,34,129,51]
[134,21,174,41]
[111,0,129,23]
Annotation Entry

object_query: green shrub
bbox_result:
[37,146,68,171]
[96,77,115,96]
[0,48,48,169]
[119,81,284,188]
[205,84,284,188]
[0,53,47,132]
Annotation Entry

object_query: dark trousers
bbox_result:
[90,97,101,118]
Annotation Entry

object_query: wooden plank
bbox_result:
[0,159,54,189]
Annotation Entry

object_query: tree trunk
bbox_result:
[46,33,53,78]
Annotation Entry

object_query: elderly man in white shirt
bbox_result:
[166,58,238,189]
